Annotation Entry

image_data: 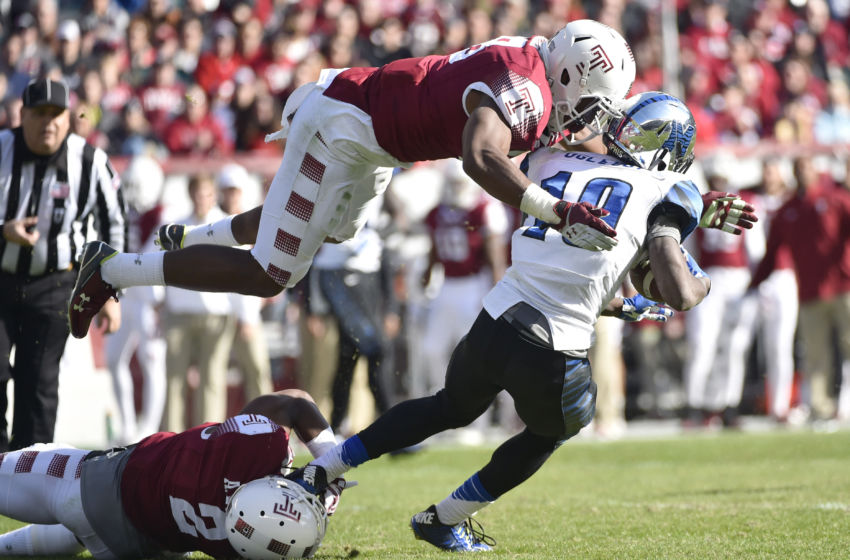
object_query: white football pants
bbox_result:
[0,444,111,557]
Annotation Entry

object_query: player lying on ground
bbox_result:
[0,389,349,560]
[283,92,756,552]
[67,20,638,339]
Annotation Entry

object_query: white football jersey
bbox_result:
[483,148,703,351]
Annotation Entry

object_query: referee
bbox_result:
[0,79,126,451]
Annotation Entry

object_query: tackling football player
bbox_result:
[68,20,636,339]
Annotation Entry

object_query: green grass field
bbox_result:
[1,429,848,559]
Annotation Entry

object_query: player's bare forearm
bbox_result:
[240,389,330,443]
[462,94,529,209]
[648,237,709,311]
[231,205,263,245]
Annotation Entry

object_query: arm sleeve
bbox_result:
[647,180,704,242]
[92,151,128,252]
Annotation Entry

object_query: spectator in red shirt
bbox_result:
[750,155,850,422]
[163,84,232,156]
[137,58,185,137]
[195,19,243,97]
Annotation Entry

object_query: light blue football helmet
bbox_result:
[603,91,696,173]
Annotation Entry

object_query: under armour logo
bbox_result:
[73,293,91,312]
[134,254,142,266]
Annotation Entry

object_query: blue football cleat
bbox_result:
[410,505,495,552]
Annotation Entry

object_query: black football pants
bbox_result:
[357,308,597,499]
[0,271,75,451]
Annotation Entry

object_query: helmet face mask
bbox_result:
[225,476,328,560]
[603,91,697,174]
[546,20,636,144]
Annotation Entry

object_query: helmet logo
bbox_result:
[273,497,303,522]
[588,45,613,73]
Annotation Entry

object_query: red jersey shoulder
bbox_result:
[450,38,551,151]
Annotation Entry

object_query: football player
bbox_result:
[0,389,346,559]
[284,92,756,552]
[68,20,636,339]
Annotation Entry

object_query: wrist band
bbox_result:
[520,183,560,224]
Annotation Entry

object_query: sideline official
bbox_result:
[0,79,126,450]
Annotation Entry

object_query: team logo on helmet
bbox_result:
[588,45,613,73]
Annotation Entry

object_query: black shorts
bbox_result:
[443,306,596,441]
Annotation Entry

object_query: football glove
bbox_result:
[154,224,189,251]
[322,478,357,516]
[699,192,758,235]
[553,200,618,251]
[618,294,673,323]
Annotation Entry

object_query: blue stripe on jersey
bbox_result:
[450,473,495,503]
[663,180,703,241]
[340,435,370,467]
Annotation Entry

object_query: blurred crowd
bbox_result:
[1,0,849,153]
[2,0,850,441]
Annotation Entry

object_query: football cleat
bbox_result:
[68,241,119,339]
[285,464,329,496]
[155,223,187,251]
[410,505,495,552]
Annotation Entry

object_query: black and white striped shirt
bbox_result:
[0,128,126,276]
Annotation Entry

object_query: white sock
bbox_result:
[183,216,238,248]
[101,252,165,290]
[311,446,351,480]
[434,474,494,525]
[0,524,84,556]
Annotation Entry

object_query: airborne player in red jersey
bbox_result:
[68,20,637,339]
[0,390,345,559]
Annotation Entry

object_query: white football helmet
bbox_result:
[121,154,164,213]
[546,20,636,144]
[226,476,327,560]
[603,91,697,174]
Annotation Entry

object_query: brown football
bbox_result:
[629,258,666,303]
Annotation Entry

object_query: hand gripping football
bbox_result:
[628,258,665,303]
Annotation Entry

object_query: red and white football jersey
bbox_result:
[424,198,508,278]
[120,414,293,557]
[324,36,552,163]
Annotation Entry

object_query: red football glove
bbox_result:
[700,192,758,235]
[553,201,618,251]
[322,478,357,516]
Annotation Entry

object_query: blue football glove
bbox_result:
[618,294,673,323]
